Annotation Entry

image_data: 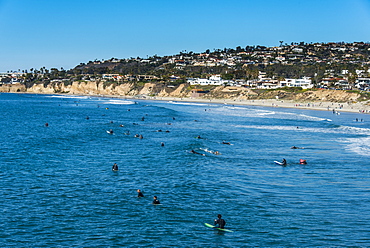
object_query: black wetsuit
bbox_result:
[138,191,144,197]
[214,218,226,229]
[153,199,160,204]
[282,159,287,166]
[112,164,118,171]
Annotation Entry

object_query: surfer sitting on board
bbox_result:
[153,196,160,204]
[214,214,226,229]
[112,163,118,171]
[137,189,144,197]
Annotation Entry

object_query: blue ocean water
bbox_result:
[1,93,370,247]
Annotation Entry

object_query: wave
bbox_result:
[46,95,90,100]
[234,124,370,135]
[102,99,136,105]
[343,137,370,156]
[167,101,217,107]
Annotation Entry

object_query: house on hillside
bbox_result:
[187,74,235,86]
[279,77,313,89]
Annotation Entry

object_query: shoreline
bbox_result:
[137,96,370,115]
[9,91,370,114]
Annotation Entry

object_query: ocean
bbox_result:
[1,93,370,247]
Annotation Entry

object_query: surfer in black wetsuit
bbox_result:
[153,196,160,204]
[137,189,144,197]
[112,163,118,171]
[214,214,226,229]
[191,149,205,156]
[281,158,287,166]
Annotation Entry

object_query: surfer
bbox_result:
[112,163,118,171]
[137,189,144,197]
[299,159,307,164]
[191,149,205,156]
[161,142,165,147]
[281,158,287,166]
[153,196,160,204]
[45,123,49,127]
[214,214,226,229]
[196,135,202,139]
[222,141,231,145]
[109,129,114,134]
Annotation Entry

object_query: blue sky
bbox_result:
[1,0,370,72]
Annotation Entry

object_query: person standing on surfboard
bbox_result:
[214,214,226,229]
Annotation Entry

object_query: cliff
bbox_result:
[0,81,367,104]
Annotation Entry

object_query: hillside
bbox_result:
[1,81,369,105]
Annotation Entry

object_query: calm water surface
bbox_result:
[1,93,370,247]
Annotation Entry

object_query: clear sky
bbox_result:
[1,0,370,72]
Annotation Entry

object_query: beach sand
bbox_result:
[138,96,370,115]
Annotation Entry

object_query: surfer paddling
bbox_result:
[191,149,205,156]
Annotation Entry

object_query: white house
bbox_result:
[187,74,236,86]
[279,77,313,89]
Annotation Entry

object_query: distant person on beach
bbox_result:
[153,196,160,204]
[214,214,226,229]
[137,189,144,197]
[112,163,118,171]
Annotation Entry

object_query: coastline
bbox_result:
[9,91,370,114]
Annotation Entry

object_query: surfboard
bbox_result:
[204,223,233,232]
[274,161,286,166]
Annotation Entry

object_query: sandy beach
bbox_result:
[139,96,370,115]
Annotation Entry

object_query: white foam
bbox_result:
[234,124,370,135]
[103,99,136,105]
[343,137,370,156]
[167,101,217,107]
[46,95,90,99]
